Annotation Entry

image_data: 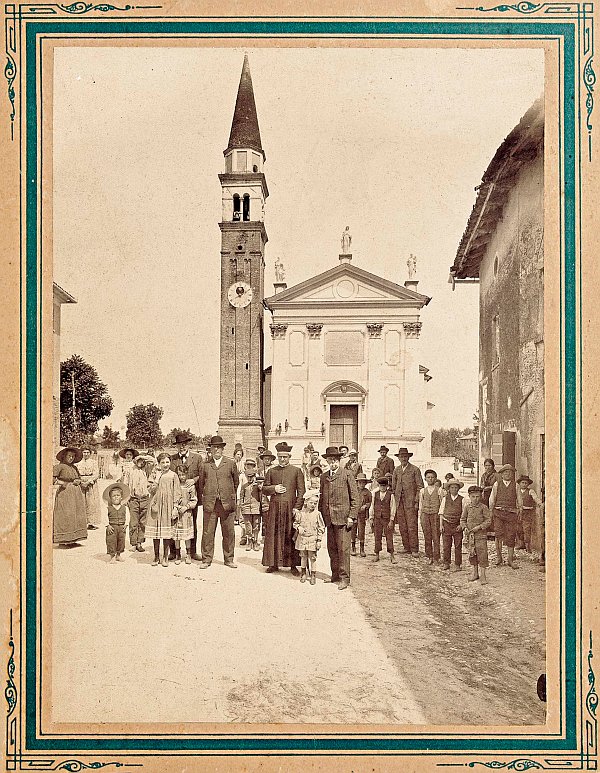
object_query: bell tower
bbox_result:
[217,54,268,452]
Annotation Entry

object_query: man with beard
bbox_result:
[170,431,203,560]
[261,442,305,575]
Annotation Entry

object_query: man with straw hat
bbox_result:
[391,447,424,556]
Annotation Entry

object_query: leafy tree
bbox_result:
[125,403,163,449]
[60,355,113,446]
[101,425,121,449]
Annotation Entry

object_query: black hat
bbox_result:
[174,431,193,445]
[209,435,226,447]
[517,475,533,485]
[377,476,390,485]
[260,450,276,461]
[56,447,83,464]
[275,442,293,453]
[395,447,414,458]
[310,465,324,477]
[378,445,389,453]
[119,447,139,459]
[467,485,483,494]
[323,446,343,459]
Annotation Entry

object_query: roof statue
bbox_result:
[407,254,417,279]
[341,226,352,254]
[274,258,286,283]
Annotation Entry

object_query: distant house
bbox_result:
[53,283,76,450]
[450,98,544,495]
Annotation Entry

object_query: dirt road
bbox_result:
[51,481,545,726]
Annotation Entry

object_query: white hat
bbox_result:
[303,489,320,500]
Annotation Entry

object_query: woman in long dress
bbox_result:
[480,458,499,508]
[53,447,88,545]
[146,452,181,567]
[76,446,101,529]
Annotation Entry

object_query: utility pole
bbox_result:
[71,371,77,432]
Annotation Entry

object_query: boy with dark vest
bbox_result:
[517,475,541,554]
[369,476,396,563]
[351,472,372,558]
[418,469,442,565]
[489,464,519,568]
[438,478,464,570]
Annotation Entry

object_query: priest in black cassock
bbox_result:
[261,442,305,575]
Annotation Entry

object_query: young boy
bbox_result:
[239,459,262,551]
[418,469,442,565]
[369,476,396,563]
[128,453,151,552]
[103,482,130,563]
[438,478,464,570]
[517,475,542,554]
[118,447,138,488]
[460,485,492,584]
[351,472,372,557]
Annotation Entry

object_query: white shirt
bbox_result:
[213,456,223,468]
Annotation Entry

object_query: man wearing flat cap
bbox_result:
[197,436,239,569]
[261,442,305,574]
[170,431,203,560]
[489,463,519,568]
[391,447,424,556]
[319,446,359,589]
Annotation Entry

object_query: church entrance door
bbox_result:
[329,405,358,451]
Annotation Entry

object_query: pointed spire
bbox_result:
[225,54,265,160]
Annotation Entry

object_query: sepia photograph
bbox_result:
[48,42,548,729]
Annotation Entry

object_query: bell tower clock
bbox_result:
[217,54,268,452]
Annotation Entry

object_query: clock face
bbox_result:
[228,281,253,308]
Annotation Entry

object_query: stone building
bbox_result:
[450,98,544,494]
[53,282,76,450]
[264,250,432,471]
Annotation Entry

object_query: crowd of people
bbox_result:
[52,434,545,587]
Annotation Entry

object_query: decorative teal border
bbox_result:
[4,8,587,767]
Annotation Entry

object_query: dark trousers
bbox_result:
[128,495,149,546]
[373,515,394,554]
[106,524,126,555]
[190,506,199,556]
[201,500,235,564]
[350,513,367,543]
[327,523,351,582]
[442,526,463,566]
[395,498,419,553]
[421,511,440,561]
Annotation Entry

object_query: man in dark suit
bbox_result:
[319,446,359,590]
[198,436,239,569]
[391,447,424,556]
[170,431,203,560]
[376,445,395,478]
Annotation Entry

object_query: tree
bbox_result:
[60,355,113,446]
[101,425,121,449]
[431,427,463,458]
[125,403,164,449]
[163,427,203,447]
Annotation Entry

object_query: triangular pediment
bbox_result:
[265,263,430,308]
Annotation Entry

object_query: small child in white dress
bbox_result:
[293,489,325,586]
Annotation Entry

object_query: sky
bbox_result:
[53,45,544,438]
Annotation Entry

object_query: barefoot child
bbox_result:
[293,490,325,585]
[103,482,130,563]
[173,465,197,564]
[460,485,492,583]
[517,475,541,554]
[146,453,181,567]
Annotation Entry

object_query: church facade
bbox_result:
[264,253,433,470]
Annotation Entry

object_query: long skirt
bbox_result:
[82,481,102,526]
[53,483,87,544]
[261,500,300,568]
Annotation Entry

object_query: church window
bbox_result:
[243,194,250,221]
[231,400,234,407]
[245,363,249,370]
[252,152,260,172]
[233,194,241,221]
[236,151,247,171]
